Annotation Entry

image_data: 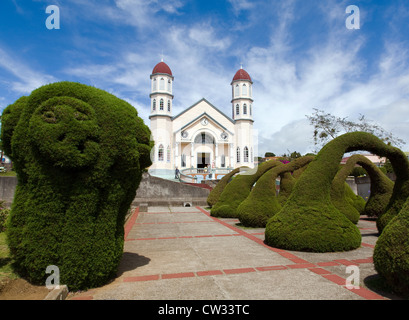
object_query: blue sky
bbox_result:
[1,0,409,156]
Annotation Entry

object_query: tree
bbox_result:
[264,152,276,157]
[306,108,406,150]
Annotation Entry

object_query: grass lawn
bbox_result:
[0,171,16,177]
[0,232,17,283]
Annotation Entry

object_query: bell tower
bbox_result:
[232,66,255,167]
[149,60,174,175]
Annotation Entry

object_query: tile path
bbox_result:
[68,206,395,300]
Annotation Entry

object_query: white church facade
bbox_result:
[148,60,256,180]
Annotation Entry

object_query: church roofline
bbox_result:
[150,73,175,80]
[175,112,235,136]
[172,98,235,124]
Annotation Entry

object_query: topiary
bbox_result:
[206,167,248,207]
[373,197,409,297]
[277,172,294,205]
[265,132,409,252]
[346,155,394,218]
[237,156,314,228]
[210,160,282,218]
[329,154,389,224]
[2,81,152,291]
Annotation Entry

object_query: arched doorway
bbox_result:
[194,132,215,170]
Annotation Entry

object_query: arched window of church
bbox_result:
[158,144,164,161]
[160,78,165,90]
[244,147,249,162]
[235,84,239,97]
[243,104,247,115]
[236,104,240,116]
[152,99,156,111]
[221,155,226,168]
[250,104,252,116]
[153,78,157,91]
[167,100,171,112]
[160,99,164,110]
[236,147,240,163]
[166,146,171,162]
[242,84,247,96]
[167,80,171,92]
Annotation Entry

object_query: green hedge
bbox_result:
[265,132,409,252]
[349,155,394,218]
[2,81,152,290]
[374,197,409,297]
[277,172,294,205]
[210,160,281,218]
[237,156,314,228]
[330,155,383,224]
[206,167,248,207]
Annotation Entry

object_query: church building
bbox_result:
[148,60,255,180]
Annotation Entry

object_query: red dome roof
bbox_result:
[152,61,172,76]
[233,68,252,82]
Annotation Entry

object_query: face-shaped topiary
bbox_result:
[2,82,152,290]
[28,96,101,169]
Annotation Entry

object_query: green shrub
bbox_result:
[210,160,281,218]
[206,167,248,207]
[0,207,10,233]
[265,132,409,252]
[2,81,152,290]
[237,156,314,227]
[330,154,391,224]
[373,198,409,297]
[277,172,294,205]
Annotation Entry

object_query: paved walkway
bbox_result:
[68,206,394,300]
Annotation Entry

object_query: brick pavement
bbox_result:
[68,206,392,300]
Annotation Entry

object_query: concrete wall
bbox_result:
[0,173,210,208]
[133,172,210,207]
[0,176,17,207]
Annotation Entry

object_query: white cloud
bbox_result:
[228,0,254,14]
[0,47,56,95]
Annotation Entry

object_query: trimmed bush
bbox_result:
[345,182,366,214]
[348,156,393,218]
[330,154,391,224]
[265,132,409,252]
[2,81,152,290]
[373,198,409,297]
[206,167,248,207]
[277,172,294,205]
[237,156,314,227]
[210,160,281,218]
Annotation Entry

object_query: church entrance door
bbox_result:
[197,152,210,169]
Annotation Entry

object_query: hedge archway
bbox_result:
[2,81,152,290]
[206,166,249,207]
[210,160,282,218]
[265,132,409,252]
[237,156,314,228]
[333,154,393,220]
[330,154,387,224]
